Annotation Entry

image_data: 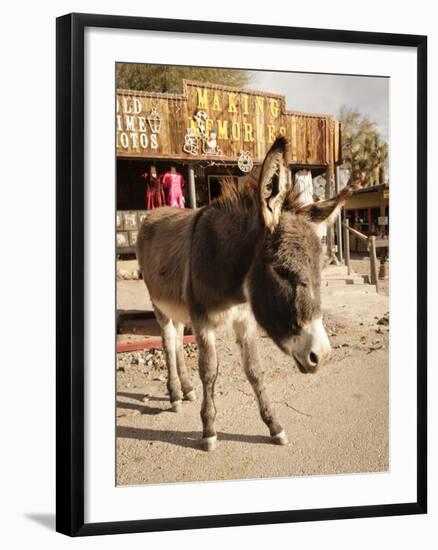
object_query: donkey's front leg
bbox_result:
[192,322,218,451]
[233,308,288,446]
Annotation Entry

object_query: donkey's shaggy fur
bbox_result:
[137,137,349,450]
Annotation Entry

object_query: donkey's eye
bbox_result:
[274,267,290,281]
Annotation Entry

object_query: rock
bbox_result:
[117,269,132,280]
[377,312,389,326]
[369,344,383,352]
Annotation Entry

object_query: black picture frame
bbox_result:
[56,12,427,537]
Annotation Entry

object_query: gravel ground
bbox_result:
[116,286,389,486]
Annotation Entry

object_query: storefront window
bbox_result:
[370,207,380,235]
[356,208,369,234]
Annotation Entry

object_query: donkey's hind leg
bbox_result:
[191,319,218,451]
[175,322,196,401]
[232,306,288,445]
[153,304,183,412]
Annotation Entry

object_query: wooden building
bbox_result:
[116,80,343,251]
[344,184,389,252]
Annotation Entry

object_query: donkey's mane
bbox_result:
[209,164,351,223]
[211,167,305,216]
[210,175,258,213]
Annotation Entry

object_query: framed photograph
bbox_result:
[56,13,427,536]
[122,210,138,230]
[116,211,123,230]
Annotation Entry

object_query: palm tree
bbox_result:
[339,106,388,188]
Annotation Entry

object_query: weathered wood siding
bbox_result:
[116,80,341,166]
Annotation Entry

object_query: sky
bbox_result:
[249,71,389,141]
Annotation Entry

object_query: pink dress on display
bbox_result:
[162,172,185,208]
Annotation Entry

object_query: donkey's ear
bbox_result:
[298,186,352,226]
[259,136,289,231]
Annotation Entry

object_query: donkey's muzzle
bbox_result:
[293,350,328,373]
[292,317,331,373]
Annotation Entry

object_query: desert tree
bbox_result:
[339,106,388,188]
[116,64,251,93]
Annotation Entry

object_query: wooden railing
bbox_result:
[342,219,380,293]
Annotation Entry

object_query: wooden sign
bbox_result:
[116,80,341,166]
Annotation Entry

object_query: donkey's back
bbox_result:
[136,206,196,324]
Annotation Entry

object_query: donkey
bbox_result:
[136,137,350,451]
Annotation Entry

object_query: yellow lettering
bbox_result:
[140,133,148,149]
[228,93,238,113]
[279,126,286,136]
[231,121,240,141]
[116,115,123,131]
[197,88,209,109]
[267,124,276,144]
[217,120,229,140]
[130,132,139,149]
[256,121,265,142]
[120,132,129,148]
[138,116,147,132]
[122,97,132,114]
[270,99,279,118]
[256,96,264,116]
[241,94,249,115]
[188,117,198,133]
[125,115,136,131]
[133,97,142,114]
[206,119,214,134]
[212,92,221,111]
[243,122,254,142]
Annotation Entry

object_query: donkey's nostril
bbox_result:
[308,352,318,366]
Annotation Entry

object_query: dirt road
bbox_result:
[116,281,389,486]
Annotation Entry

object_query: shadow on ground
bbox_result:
[117,425,270,451]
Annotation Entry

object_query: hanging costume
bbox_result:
[162,171,185,208]
[141,171,165,210]
[294,169,314,206]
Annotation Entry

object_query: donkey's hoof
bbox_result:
[271,430,288,446]
[202,435,217,452]
[184,389,196,402]
[170,400,182,413]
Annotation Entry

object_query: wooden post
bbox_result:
[369,236,379,292]
[188,165,197,209]
[325,166,335,264]
[335,165,343,262]
[343,219,351,275]
[287,166,293,189]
